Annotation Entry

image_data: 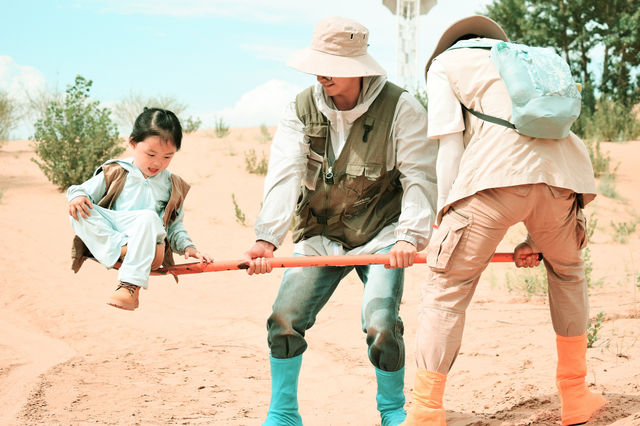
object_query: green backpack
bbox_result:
[448,39,581,139]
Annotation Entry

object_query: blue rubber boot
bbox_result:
[375,367,407,426]
[263,355,303,426]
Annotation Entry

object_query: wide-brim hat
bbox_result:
[286,16,386,78]
[425,15,508,75]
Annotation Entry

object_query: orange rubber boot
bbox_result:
[556,334,606,425]
[402,369,446,426]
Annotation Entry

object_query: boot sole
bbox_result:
[106,301,138,311]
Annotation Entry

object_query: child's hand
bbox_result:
[184,246,213,263]
[68,196,93,220]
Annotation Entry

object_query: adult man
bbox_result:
[244,16,437,426]
[402,15,605,426]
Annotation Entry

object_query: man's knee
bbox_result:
[267,310,308,358]
[365,312,404,350]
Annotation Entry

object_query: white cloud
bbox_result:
[238,43,297,63]
[0,56,49,139]
[0,56,47,102]
[209,79,302,128]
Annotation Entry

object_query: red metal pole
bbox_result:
[151,251,528,278]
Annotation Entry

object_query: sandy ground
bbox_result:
[0,128,639,425]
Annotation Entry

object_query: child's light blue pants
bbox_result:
[70,205,166,288]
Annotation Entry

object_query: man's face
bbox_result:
[316,76,361,98]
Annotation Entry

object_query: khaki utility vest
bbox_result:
[292,82,405,250]
[71,162,190,279]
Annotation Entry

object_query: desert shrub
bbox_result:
[578,99,640,142]
[231,193,246,226]
[581,211,603,288]
[214,116,229,138]
[32,75,123,191]
[0,90,19,144]
[413,88,428,112]
[598,171,618,199]
[260,124,272,144]
[245,148,268,175]
[610,219,637,243]
[585,212,598,241]
[113,91,187,128]
[587,311,605,348]
[505,265,548,297]
[183,116,202,133]
[584,138,615,178]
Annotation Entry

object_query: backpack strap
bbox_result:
[461,104,516,131]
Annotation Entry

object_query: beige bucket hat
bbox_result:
[425,15,508,75]
[286,16,386,77]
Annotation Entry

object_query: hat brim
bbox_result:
[425,15,508,76]
[287,47,386,78]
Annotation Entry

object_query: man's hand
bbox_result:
[513,242,541,268]
[387,240,417,269]
[68,196,93,220]
[184,246,213,263]
[244,240,276,275]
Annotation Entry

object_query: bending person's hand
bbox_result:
[244,240,275,275]
[387,240,417,269]
[513,242,541,268]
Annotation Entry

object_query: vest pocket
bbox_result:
[426,209,471,272]
[303,149,324,191]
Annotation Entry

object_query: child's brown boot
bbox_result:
[107,281,140,310]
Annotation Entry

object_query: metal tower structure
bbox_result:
[383,0,437,90]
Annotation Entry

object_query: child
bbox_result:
[67,107,212,311]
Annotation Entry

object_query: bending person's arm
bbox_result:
[436,132,464,215]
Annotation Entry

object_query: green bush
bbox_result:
[244,148,268,175]
[259,124,271,144]
[587,311,605,348]
[576,99,640,142]
[0,90,19,143]
[413,88,428,112]
[32,75,123,191]
[610,219,637,243]
[584,138,615,178]
[231,193,246,226]
[598,171,618,199]
[214,116,229,138]
[183,116,202,133]
[504,265,548,297]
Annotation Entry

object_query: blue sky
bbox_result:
[1,0,494,138]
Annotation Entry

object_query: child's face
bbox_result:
[130,136,177,178]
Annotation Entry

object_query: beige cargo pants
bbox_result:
[416,183,589,374]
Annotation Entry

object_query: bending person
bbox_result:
[245,16,437,426]
[403,15,605,426]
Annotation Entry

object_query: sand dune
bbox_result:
[0,129,639,425]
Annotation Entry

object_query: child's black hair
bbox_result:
[130,107,183,150]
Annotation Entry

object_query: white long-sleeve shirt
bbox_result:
[254,76,438,256]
